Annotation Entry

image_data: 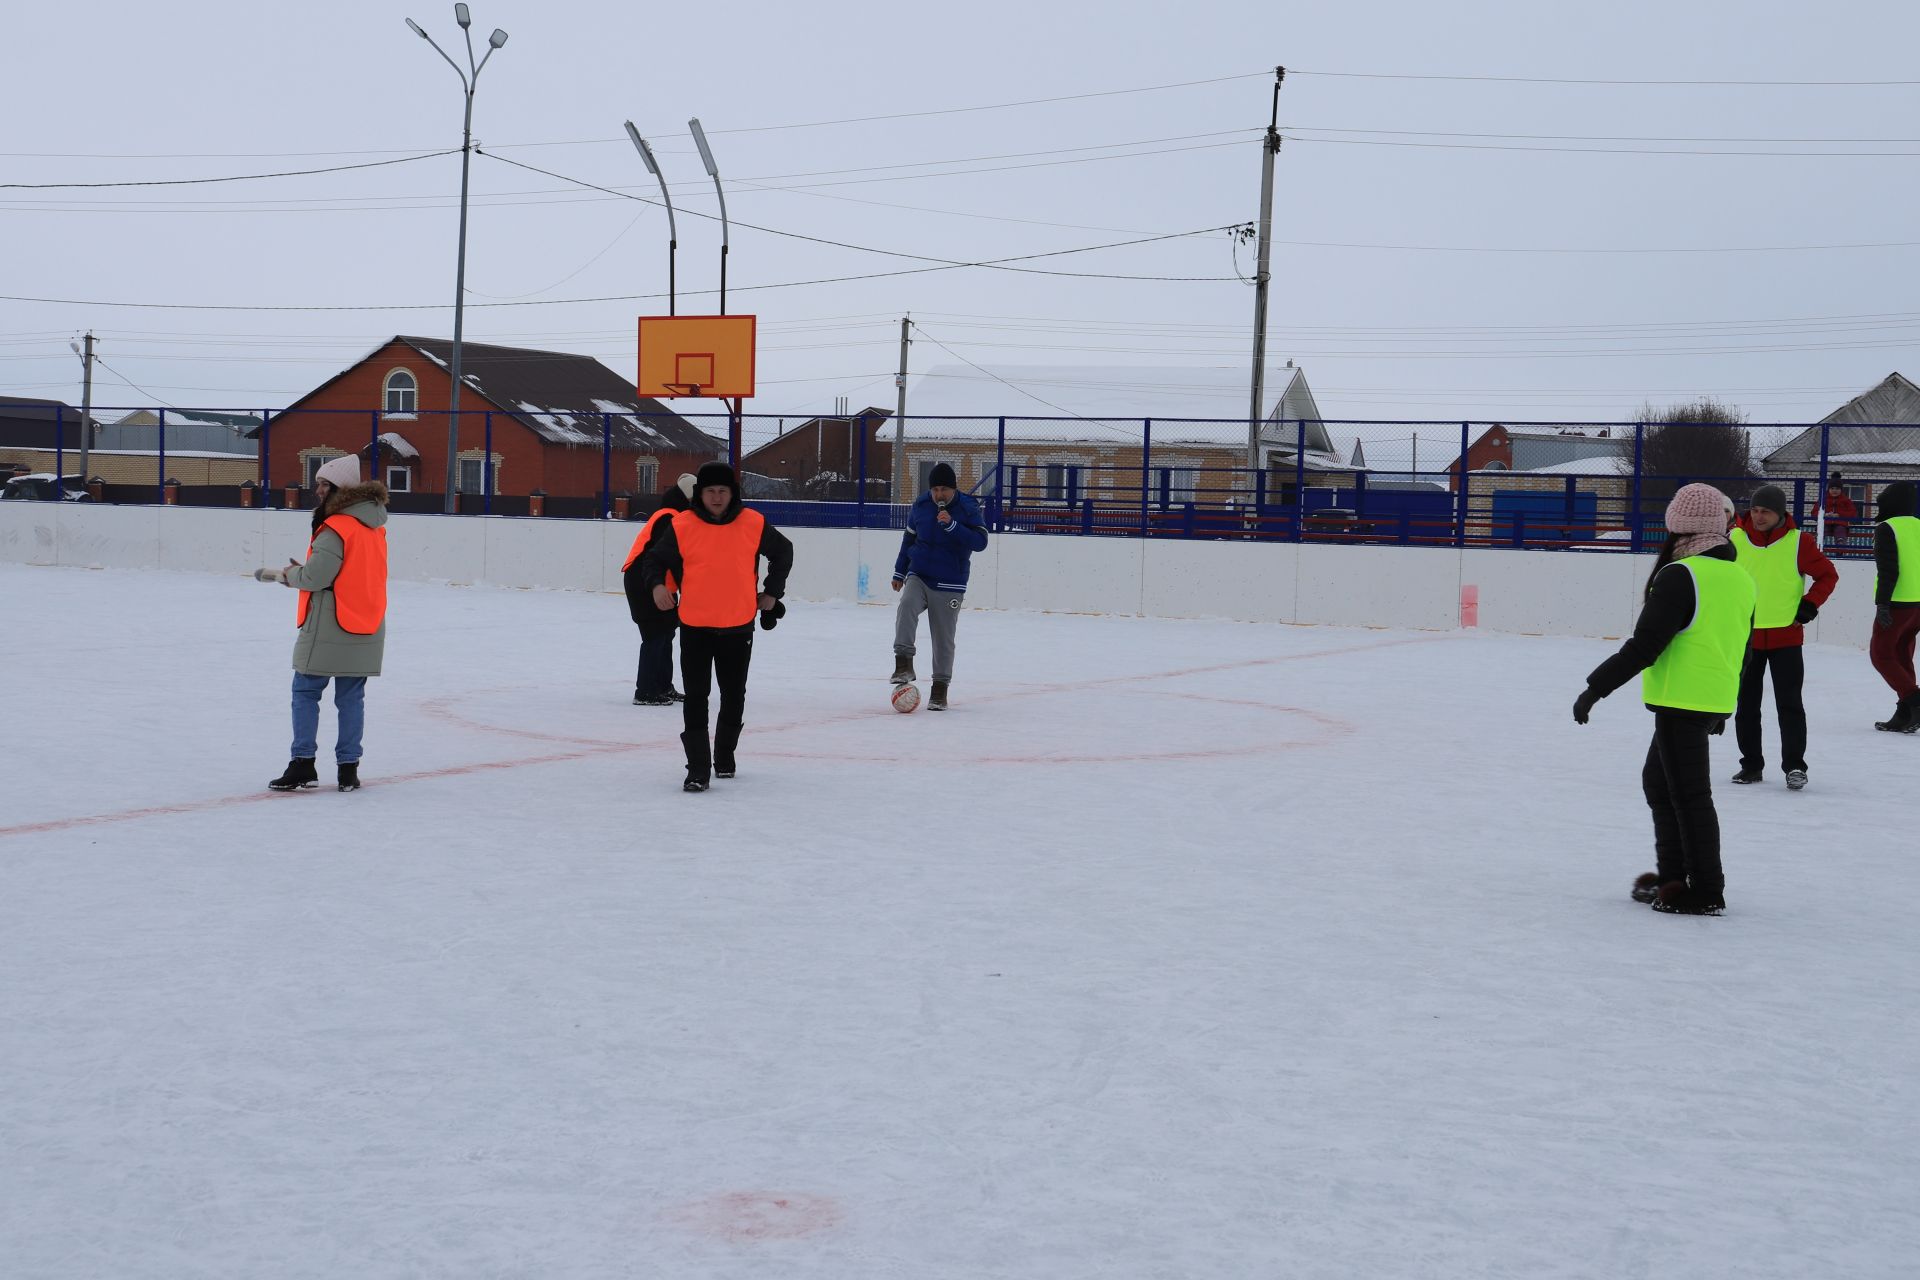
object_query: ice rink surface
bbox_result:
[3,561,1916,1278]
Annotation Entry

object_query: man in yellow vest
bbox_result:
[1728,485,1837,789]
[1869,480,1920,732]
[1573,484,1755,916]
[642,462,794,792]
[267,454,389,793]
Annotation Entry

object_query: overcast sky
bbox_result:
[6,0,1920,440]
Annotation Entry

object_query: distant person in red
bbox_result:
[1821,474,1856,549]
[1728,485,1838,790]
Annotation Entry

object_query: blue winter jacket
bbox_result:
[893,489,989,593]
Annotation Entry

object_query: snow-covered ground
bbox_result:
[3,561,1916,1279]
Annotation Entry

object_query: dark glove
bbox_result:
[1794,600,1819,625]
[1710,717,1728,736]
[1879,605,1895,629]
[1573,689,1599,725]
[758,599,787,631]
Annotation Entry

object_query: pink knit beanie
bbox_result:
[1665,483,1730,535]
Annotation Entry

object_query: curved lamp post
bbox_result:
[405,4,509,513]
[622,122,678,315]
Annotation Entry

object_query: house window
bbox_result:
[1043,463,1079,504]
[1483,460,1508,471]
[1158,467,1197,506]
[634,459,658,494]
[384,370,417,416]
[386,466,411,492]
[458,457,497,496]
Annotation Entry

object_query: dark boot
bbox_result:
[892,653,916,686]
[928,680,949,710]
[337,763,361,793]
[681,730,710,791]
[1631,872,1661,904]
[1730,768,1763,784]
[269,758,318,791]
[1875,694,1920,733]
[1652,880,1725,916]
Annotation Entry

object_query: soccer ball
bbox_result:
[891,682,922,714]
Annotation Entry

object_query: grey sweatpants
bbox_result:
[893,577,964,682]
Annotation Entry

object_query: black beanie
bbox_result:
[928,462,957,489]
[1749,484,1787,516]
[1878,480,1917,520]
[694,461,738,496]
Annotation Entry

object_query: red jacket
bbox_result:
[1733,512,1838,650]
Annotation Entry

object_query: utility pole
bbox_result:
[1246,66,1285,483]
[892,315,911,501]
[75,332,96,485]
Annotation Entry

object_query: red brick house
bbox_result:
[259,336,722,502]
[741,407,893,499]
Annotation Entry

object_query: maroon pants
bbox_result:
[1870,604,1920,698]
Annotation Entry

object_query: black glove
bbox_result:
[1710,717,1728,736]
[1794,600,1819,625]
[758,599,787,631]
[1573,689,1599,725]
[1878,604,1895,629]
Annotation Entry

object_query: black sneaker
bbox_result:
[269,758,318,791]
[1875,696,1919,733]
[1785,769,1808,791]
[683,772,709,793]
[634,693,673,706]
[928,680,949,711]
[338,763,361,793]
[715,756,736,779]
[1652,882,1725,916]
[1730,768,1763,784]
[667,687,686,702]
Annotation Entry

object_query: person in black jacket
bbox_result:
[641,462,795,792]
[1868,480,1920,732]
[621,476,693,705]
[1573,483,1756,916]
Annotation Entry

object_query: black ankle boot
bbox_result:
[892,653,916,686]
[929,680,949,710]
[338,763,361,793]
[269,758,318,791]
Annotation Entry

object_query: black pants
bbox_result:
[680,626,753,776]
[636,618,678,699]
[1735,647,1807,774]
[1641,712,1724,896]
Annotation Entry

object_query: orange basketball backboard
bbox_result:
[636,314,756,399]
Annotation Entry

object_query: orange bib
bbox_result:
[672,508,765,628]
[622,507,679,592]
[297,516,388,635]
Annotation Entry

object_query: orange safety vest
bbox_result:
[297,515,389,635]
[621,507,679,592]
[672,507,766,628]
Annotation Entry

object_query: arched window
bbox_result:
[1484,460,1508,471]
[384,369,417,416]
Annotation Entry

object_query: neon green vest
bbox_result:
[1730,527,1804,629]
[1642,556,1755,714]
[1879,515,1920,604]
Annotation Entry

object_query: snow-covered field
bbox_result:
[3,561,1916,1279]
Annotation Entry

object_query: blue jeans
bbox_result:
[290,673,367,764]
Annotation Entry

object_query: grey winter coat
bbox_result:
[283,482,389,677]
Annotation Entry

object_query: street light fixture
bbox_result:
[687,117,728,315]
[404,4,510,513]
[623,121,678,315]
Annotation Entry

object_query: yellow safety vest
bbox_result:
[1730,527,1804,629]
[1642,557,1755,714]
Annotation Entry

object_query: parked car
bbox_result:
[0,473,90,501]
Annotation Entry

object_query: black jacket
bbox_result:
[640,497,794,631]
[1586,542,1745,718]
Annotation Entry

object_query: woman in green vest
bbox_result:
[1572,483,1756,916]
[1869,480,1920,732]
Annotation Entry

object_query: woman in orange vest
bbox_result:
[622,474,693,705]
[266,454,390,793]
[641,462,794,792]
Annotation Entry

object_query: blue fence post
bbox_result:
[1455,422,1469,548]
[1139,419,1151,538]
[1629,423,1646,552]
[55,406,65,498]
[995,417,1007,532]
[1815,423,1831,545]
[158,409,167,505]
[601,412,613,520]
[1564,475,1578,543]
[1080,497,1094,534]
[483,411,494,515]
[1292,419,1307,542]
[1511,512,1526,548]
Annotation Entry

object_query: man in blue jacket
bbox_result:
[891,462,989,710]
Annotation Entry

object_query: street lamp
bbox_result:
[622,121,677,315]
[405,5,510,513]
[686,118,728,315]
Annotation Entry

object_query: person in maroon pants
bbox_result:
[1869,480,1920,732]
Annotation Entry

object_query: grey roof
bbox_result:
[1765,373,1920,467]
[397,337,723,455]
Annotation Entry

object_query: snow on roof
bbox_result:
[1826,449,1920,466]
[1521,455,1635,476]
[376,432,418,459]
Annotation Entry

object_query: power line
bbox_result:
[1285,134,1920,158]
[0,150,460,191]
[1289,68,1920,87]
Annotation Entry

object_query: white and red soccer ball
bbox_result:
[890,683,921,714]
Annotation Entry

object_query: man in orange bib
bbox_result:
[641,462,794,792]
[267,453,389,793]
[622,474,693,705]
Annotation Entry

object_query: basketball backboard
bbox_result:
[636,314,757,399]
